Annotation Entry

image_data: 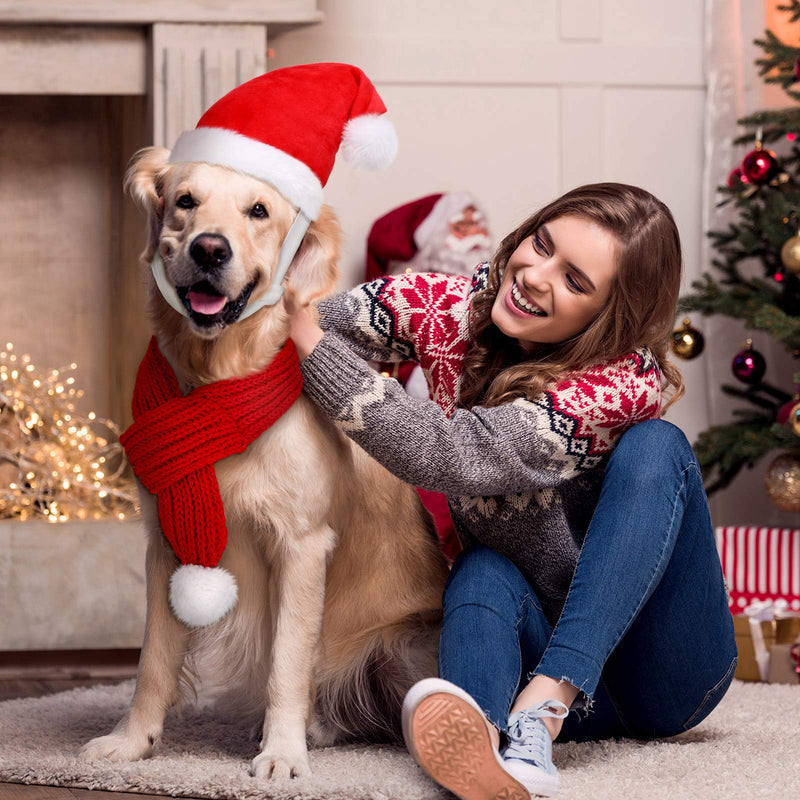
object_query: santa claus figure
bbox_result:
[366,191,492,283]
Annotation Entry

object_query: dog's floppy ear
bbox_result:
[124,146,171,258]
[284,204,342,306]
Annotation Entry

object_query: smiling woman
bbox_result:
[490,215,618,350]
[287,182,737,800]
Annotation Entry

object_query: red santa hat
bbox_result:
[170,62,397,221]
[153,62,398,319]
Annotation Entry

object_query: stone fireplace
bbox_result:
[0,1,320,650]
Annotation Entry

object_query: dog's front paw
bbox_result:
[250,744,311,780]
[79,731,154,762]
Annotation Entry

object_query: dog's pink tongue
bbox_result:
[188,290,227,315]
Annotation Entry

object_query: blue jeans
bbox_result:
[438,419,737,743]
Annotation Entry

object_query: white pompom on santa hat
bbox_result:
[168,61,398,222]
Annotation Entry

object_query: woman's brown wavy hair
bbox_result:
[458,182,684,415]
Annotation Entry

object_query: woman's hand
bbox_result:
[285,292,324,362]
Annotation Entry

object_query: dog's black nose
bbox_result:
[189,234,232,272]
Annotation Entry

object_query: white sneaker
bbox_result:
[501,700,569,797]
[402,678,530,800]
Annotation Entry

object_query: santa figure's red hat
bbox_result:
[152,62,398,320]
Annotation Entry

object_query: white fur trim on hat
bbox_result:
[341,114,398,170]
[169,127,324,220]
[169,564,238,628]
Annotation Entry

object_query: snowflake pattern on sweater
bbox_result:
[303,263,663,620]
[319,264,660,467]
[336,269,475,415]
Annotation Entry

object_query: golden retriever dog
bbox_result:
[79,147,449,780]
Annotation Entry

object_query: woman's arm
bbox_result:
[308,270,474,365]
[293,320,662,497]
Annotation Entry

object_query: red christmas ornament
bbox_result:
[731,340,766,384]
[742,148,779,183]
[727,166,749,188]
[778,400,795,424]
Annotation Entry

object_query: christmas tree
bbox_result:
[678,0,800,511]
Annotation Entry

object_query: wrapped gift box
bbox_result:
[732,611,800,682]
[768,643,800,684]
[715,527,800,611]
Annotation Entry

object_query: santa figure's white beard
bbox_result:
[391,227,492,279]
[446,232,493,253]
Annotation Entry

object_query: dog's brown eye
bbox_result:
[176,194,194,209]
[250,203,269,219]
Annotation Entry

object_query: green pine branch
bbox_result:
[721,381,792,412]
[736,109,800,141]
[778,1,800,25]
[754,30,800,92]
[695,416,799,494]
[679,274,800,348]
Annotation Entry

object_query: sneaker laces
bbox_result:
[505,699,569,766]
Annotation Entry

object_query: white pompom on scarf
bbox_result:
[169,564,238,628]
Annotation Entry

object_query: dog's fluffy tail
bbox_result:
[309,612,441,746]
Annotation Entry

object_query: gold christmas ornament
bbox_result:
[764,452,800,512]
[670,318,705,360]
[780,229,800,273]
[791,402,800,436]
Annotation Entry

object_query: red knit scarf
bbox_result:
[120,337,303,568]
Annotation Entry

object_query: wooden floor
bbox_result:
[0,650,207,800]
[0,787,204,800]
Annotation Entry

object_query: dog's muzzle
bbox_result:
[151,210,311,323]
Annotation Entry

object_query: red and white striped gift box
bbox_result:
[715,527,800,613]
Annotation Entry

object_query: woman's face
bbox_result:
[490,214,618,350]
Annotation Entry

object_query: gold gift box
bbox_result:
[767,643,800,685]
[733,615,800,682]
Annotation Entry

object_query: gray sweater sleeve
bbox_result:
[300,332,624,497]
[315,282,417,364]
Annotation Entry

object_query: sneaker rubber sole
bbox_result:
[503,757,561,798]
[403,679,530,800]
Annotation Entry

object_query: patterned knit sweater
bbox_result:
[300,264,663,622]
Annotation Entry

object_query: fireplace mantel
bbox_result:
[0,1,321,25]
[0,1,321,144]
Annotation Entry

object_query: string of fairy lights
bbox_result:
[0,343,139,522]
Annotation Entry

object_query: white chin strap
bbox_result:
[151,211,311,322]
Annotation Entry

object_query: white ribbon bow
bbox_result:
[743,599,797,681]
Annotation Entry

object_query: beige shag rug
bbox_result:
[0,679,797,799]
